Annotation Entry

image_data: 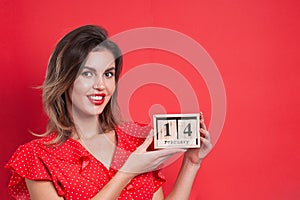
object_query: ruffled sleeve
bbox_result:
[5,139,65,199]
[152,170,166,192]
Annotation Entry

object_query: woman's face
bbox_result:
[68,49,116,118]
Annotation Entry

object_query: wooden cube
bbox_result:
[153,113,200,149]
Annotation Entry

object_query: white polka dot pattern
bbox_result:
[5,122,165,199]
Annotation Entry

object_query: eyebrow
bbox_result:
[82,66,97,73]
[82,66,116,72]
[105,67,116,72]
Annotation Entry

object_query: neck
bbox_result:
[69,108,102,139]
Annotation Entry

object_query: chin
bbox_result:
[94,108,105,115]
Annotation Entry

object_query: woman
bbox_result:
[5,25,212,199]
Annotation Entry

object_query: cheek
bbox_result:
[108,81,116,94]
[73,79,93,94]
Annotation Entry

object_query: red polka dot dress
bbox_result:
[5,122,165,199]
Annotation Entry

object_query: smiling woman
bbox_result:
[5,25,212,200]
[68,50,116,121]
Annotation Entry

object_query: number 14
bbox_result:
[164,122,192,137]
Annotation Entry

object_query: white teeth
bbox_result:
[89,96,104,100]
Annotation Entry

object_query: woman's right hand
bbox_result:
[120,131,186,176]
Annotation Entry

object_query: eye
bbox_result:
[104,71,114,78]
[81,71,93,78]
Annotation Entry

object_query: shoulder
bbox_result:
[5,134,80,198]
[8,135,55,160]
[6,134,86,167]
[5,135,58,183]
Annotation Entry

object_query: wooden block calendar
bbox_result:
[153,113,200,149]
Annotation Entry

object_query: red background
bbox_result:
[1,0,299,199]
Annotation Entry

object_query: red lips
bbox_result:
[87,93,105,105]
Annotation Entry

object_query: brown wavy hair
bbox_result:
[41,25,123,145]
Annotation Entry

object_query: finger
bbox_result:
[200,128,210,141]
[200,137,212,148]
[147,129,154,138]
[200,112,207,130]
[136,131,154,152]
[153,151,183,166]
[151,148,186,158]
[200,112,204,121]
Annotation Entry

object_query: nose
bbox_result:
[93,77,105,90]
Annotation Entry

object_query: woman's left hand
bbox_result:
[184,112,212,165]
